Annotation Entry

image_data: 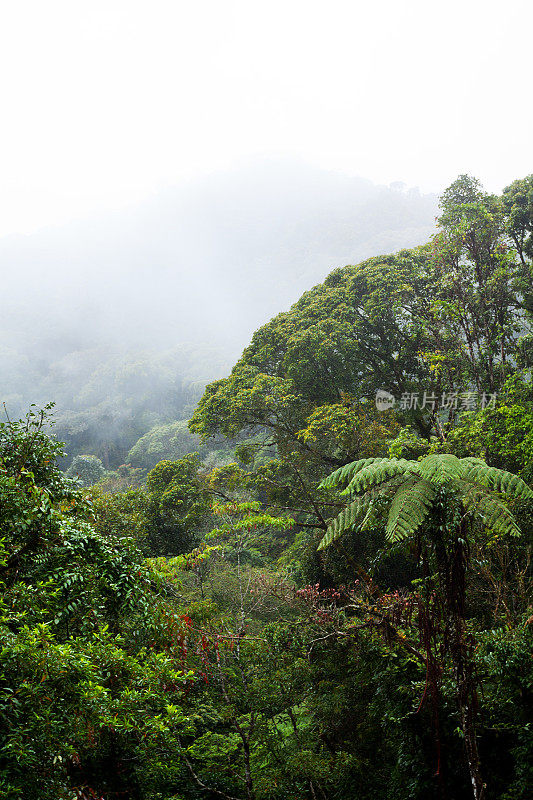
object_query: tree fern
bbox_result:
[317,493,374,550]
[462,462,533,499]
[318,476,404,550]
[459,482,523,537]
[318,453,533,552]
[418,453,466,484]
[317,450,533,800]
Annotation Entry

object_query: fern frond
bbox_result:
[318,494,374,550]
[461,487,522,537]
[418,454,466,483]
[345,459,418,494]
[462,463,533,500]
[386,478,437,542]
[318,476,404,550]
[319,458,388,490]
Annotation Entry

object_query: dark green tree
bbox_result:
[0,408,196,799]
[318,453,533,800]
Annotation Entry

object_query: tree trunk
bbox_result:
[433,517,485,800]
[449,533,485,800]
[453,614,485,800]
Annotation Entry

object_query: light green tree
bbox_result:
[66,453,106,486]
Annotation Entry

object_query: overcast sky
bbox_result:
[1,0,531,237]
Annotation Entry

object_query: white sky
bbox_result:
[0,0,531,237]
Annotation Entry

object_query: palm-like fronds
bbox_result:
[458,481,523,537]
[319,458,388,490]
[318,453,533,550]
[385,478,437,542]
[317,493,374,550]
[317,476,403,550]
[462,462,533,499]
[474,493,522,537]
[418,453,465,483]
[343,459,418,495]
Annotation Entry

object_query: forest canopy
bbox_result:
[1,173,533,800]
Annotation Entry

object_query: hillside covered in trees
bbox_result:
[1,174,533,800]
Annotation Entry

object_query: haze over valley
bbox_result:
[0,158,437,464]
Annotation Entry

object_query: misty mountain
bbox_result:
[0,158,438,463]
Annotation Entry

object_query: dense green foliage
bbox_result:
[67,454,106,486]
[0,409,195,799]
[127,421,205,470]
[2,174,533,799]
[318,453,533,798]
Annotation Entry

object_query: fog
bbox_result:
[0,158,438,463]
[1,158,437,351]
[1,1,531,466]
[3,0,531,238]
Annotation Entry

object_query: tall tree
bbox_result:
[318,453,533,800]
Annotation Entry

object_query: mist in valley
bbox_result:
[0,158,437,466]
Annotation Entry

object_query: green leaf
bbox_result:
[318,494,374,550]
[418,453,465,483]
[319,458,388,490]
[476,494,522,537]
[385,478,436,542]
[462,462,533,500]
[345,459,418,494]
